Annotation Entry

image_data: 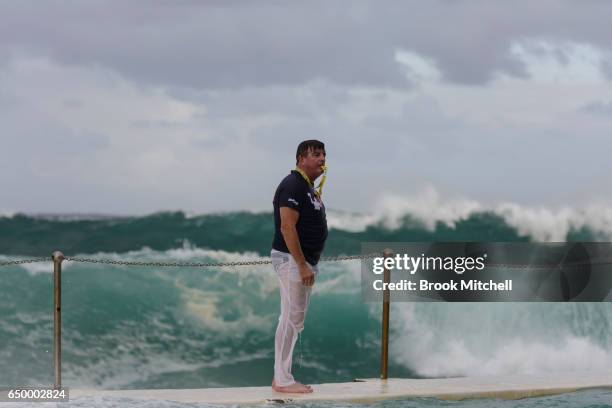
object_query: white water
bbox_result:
[391,302,612,378]
[327,187,612,241]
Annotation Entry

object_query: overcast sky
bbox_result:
[2,0,612,215]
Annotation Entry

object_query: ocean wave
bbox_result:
[391,302,612,378]
[327,188,612,241]
[3,192,612,259]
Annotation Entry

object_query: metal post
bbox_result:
[380,248,392,380]
[52,251,64,389]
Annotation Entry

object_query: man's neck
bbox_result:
[296,165,314,183]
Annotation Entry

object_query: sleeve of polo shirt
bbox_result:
[277,182,302,211]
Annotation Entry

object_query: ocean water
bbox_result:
[1,208,612,407]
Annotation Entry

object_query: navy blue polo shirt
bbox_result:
[272,170,328,265]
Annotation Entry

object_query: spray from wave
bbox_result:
[392,302,612,378]
[330,187,612,241]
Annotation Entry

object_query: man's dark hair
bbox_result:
[296,140,325,165]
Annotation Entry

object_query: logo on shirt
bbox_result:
[307,192,323,211]
[288,198,299,206]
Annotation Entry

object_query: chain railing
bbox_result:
[0,254,375,268]
[64,253,373,267]
[5,255,611,269]
[0,257,50,266]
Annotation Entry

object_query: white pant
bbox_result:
[271,250,318,386]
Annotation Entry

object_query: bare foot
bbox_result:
[272,379,313,393]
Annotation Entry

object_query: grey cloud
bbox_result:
[0,1,408,89]
[62,98,82,109]
[2,103,110,157]
[0,88,22,109]
[130,119,182,129]
[13,128,109,157]
[363,97,462,133]
[602,58,612,79]
[248,108,429,165]
[188,86,339,120]
[186,81,353,150]
[2,1,612,90]
[190,136,229,150]
[581,100,612,115]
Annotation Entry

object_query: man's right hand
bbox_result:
[298,263,315,287]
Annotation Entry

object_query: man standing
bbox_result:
[271,140,328,394]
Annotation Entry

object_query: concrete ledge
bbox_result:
[70,371,612,404]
